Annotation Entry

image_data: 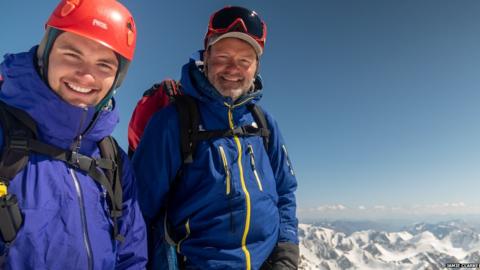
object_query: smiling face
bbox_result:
[204,37,258,102]
[47,31,119,108]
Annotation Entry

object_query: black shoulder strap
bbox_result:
[172,98,271,164]
[247,104,270,152]
[173,95,199,164]
[0,101,37,183]
[193,104,270,152]
[98,136,124,242]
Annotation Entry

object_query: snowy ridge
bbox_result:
[299,220,480,270]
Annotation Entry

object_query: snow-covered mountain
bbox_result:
[299,220,480,270]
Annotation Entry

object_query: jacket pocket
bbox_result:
[218,146,231,195]
[247,145,263,191]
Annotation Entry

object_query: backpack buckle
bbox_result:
[70,150,80,165]
[0,193,23,243]
[68,151,94,172]
[9,138,29,151]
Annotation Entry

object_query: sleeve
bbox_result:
[265,114,299,244]
[114,150,148,270]
[131,106,183,269]
[262,114,300,269]
[131,105,183,226]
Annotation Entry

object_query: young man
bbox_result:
[0,0,147,269]
[133,6,299,270]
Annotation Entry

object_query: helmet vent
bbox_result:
[60,0,80,17]
[127,20,135,46]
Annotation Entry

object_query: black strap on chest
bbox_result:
[0,102,37,183]
[173,95,270,164]
[0,101,124,242]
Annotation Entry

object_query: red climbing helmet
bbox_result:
[46,0,136,60]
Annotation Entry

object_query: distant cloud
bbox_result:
[298,202,480,220]
[415,202,467,209]
[448,202,466,207]
[316,204,347,211]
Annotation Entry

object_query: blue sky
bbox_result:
[1,1,480,221]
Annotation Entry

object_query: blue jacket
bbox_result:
[133,52,298,270]
[0,47,148,270]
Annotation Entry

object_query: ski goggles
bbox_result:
[205,6,267,50]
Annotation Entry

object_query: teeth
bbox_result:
[67,83,93,93]
[222,76,241,82]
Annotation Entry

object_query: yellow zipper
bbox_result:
[227,105,252,270]
[247,145,263,191]
[218,146,231,195]
[176,219,191,253]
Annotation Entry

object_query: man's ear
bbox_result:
[255,60,260,77]
[203,49,208,60]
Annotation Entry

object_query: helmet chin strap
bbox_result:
[36,27,63,86]
[95,55,130,111]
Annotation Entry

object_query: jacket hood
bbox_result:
[179,50,263,106]
[0,46,119,151]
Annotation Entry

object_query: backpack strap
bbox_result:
[247,104,270,152]
[173,95,200,164]
[0,102,29,244]
[0,101,37,183]
[164,95,198,244]
[195,125,269,141]
[98,136,124,242]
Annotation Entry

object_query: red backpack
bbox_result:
[127,79,181,157]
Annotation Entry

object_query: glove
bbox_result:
[261,242,299,270]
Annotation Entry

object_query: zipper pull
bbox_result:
[71,135,83,164]
[247,145,255,169]
[225,103,235,130]
[219,146,231,195]
[248,145,263,191]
